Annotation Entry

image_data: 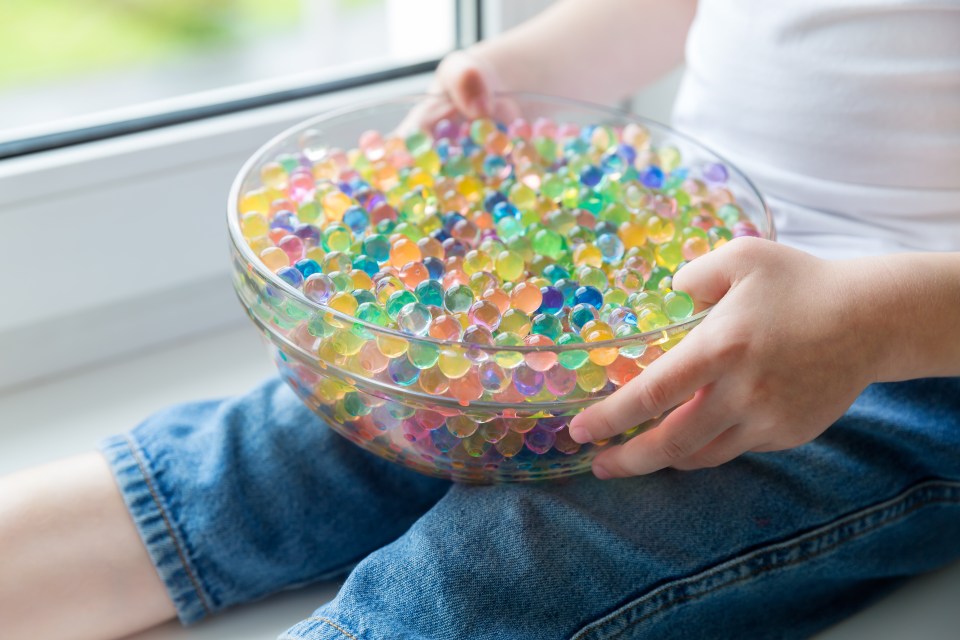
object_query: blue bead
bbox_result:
[641,166,664,189]
[570,303,598,330]
[574,285,603,309]
[542,264,570,283]
[352,254,379,276]
[362,236,390,262]
[423,256,445,280]
[617,143,637,165]
[294,258,321,278]
[277,266,304,288]
[565,138,590,156]
[441,238,467,259]
[388,357,420,386]
[483,155,510,178]
[342,206,369,233]
[538,286,564,314]
[484,190,508,212]
[492,201,519,221]
[270,210,297,231]
[442,212,466,233]
[554,278,580,306]
[352,289,376,305]
[579,165,604,187]
[337,180,353,196]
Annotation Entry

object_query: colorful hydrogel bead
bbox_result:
[235,113,762,480]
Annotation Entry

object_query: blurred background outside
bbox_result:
[0,0,455,144]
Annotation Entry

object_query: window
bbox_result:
[0,0,461,157]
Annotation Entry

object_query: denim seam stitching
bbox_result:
[123,434,213,616]
[571,478,960,640]
[304,617,361,640]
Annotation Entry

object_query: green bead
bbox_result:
[644,265,672,291]
[557,333,589,370]
[405,130,432,156]
[531,313,563,340]
[443,284,475,313]
[407,342,441,369]
[386,290,417,318]
[415,280,444,307]
[532,228,564,259]
[541,173,565,199]
[663,290,695,321]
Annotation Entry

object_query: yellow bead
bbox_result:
[238,188,269,216]
[438,348,472,378]
[322,191,354,222]
[573,244,603,268]
[260,246,289,271]
[260,162,288,190]
[240,212,269,238]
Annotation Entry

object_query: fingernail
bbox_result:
[593,462,612,480]
[568,425,589,444]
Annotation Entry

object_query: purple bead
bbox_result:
[364,191,387,212]
[433,118,458,140]
[703,162,729,184]
[538,286,564,314]
[536,416,569,432]
[430,426,460,452]
[513,365,544,397]
[524,427,556,454]
[293,223,320,244]
[270,210,298,231]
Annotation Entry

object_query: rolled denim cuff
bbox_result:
[100,434,211,625]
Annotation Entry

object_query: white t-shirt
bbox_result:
[671,0,960,260]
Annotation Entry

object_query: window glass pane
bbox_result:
[0,0,455,144]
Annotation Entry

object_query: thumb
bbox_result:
[435,50,496,119]
[670,241,741,311]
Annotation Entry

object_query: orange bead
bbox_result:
[389,237,422,267]
[510,282,543,314]
[399,261,429,288]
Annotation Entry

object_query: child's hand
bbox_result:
[397,50,513,135]
[432,50,499,120]
[569,238,891,479]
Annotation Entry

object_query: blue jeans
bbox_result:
[100,376,960,639]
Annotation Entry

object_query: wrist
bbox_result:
[857,253,960,382]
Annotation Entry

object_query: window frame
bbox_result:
[0,0,485,391]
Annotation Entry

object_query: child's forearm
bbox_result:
[0,453,176,640]
[871,252,960,381]
[472,0,697,104]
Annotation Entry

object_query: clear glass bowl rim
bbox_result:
[227,91,774,354]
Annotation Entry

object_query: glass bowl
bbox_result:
[227,92,773,482]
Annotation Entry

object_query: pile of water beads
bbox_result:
[235,112,761,480]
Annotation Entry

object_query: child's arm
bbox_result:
[569,239,960,479]
[434,0,698,117]
[0,453,176,640]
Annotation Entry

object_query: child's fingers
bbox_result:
[568,328,724,443]
[668,424,748,471]
[589,387,736,478]
[435,50,494,119]
[671,239,746,311]
[395,95,456,137]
